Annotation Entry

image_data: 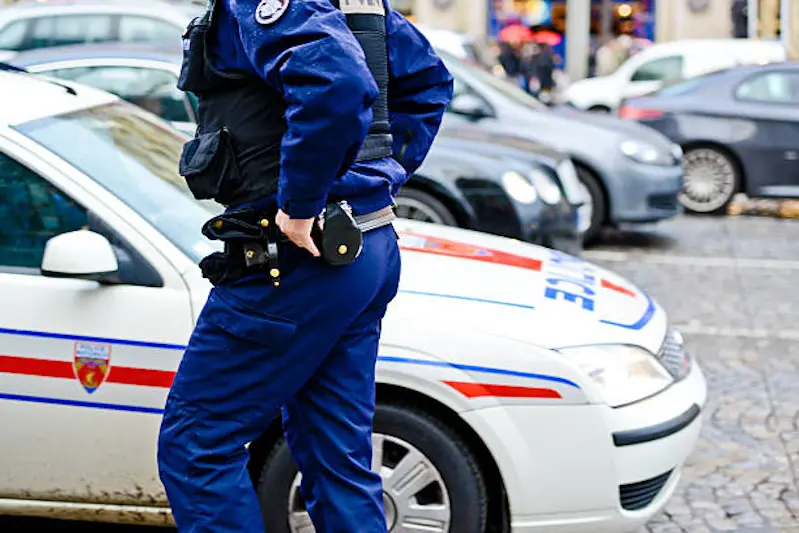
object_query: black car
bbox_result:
[10,42,584,253]
[620,62,799,214]
[410,124,585,254]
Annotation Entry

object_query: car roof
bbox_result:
[0,0,199,23]
[11,42,183,67]
[646,38,784,51]
[637,38,786,62]
[0,69,117,126]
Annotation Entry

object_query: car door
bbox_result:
[621,55,685,101]
[732,69,799,195]
[37,63,196,134]
[0,140,193,505]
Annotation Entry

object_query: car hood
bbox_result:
[552,106,660,138]
[438,119,567,164]
[390,220,667,355]
[501,106,671,153]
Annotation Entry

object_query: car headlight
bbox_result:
[528,169,562,205]
[620,139,673,166]
[558,344,674,407]
[670,143,684,162]
[502,170,538,204]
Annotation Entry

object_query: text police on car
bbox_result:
[156,0,453,531]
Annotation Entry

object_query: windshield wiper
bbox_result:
[0,62,77,96]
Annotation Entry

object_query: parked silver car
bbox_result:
[439,50,685,241]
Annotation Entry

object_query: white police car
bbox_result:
[0,70,706,532]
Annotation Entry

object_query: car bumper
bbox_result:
[608,161,684,224]
[462,361,707,533]
[520,201,584,256]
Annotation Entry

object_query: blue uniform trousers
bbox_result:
[158,225,401,532]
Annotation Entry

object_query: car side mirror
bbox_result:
[450,93,493,119]
[41,230,119,282]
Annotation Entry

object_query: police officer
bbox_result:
[156,0,453,531]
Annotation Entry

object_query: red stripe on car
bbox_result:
[399,232,543,272]
[601,279,637,297]
[443,381,562,399]
[0,355,175,388]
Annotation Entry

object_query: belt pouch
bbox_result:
[178,14,213,93]
[179,128,241,205]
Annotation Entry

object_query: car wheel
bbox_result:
[395,188,458,226]
[257,404,487,533]
[575,166,606,244]
[586,105,611,114]
[680,147,740,215]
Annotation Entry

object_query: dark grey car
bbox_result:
[620,63,799,214]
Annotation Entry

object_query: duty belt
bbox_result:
[199,202,396,287]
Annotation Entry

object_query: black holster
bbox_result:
[200,208,282,287]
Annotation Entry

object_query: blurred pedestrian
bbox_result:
[596,32,630,76]
[518,42,538,94]
[533,42,556,102]
[498,40,522,80]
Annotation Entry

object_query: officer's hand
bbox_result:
[276,210,321,257]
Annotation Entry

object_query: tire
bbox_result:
[395,187,458,226]
[575,165,606,244]
[257,404,487,533]
[680,146,740,215]
[586,105,611,114]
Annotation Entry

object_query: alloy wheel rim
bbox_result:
[287,433,452,533]
[680,149,736,212]
[395,197,446,224]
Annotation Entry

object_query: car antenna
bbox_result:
[0,62,77,96]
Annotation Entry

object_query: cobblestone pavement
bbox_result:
[3,214,797,533]
[585,215,799,533]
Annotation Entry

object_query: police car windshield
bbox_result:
[15,101,223,263]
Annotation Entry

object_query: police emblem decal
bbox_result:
[255,0,289,25]
[73,342,112,394]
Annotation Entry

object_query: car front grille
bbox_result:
[619,470,674,511]
[657,328,692,381]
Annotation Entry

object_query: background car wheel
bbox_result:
[395,188,458,226]
[258,404,487,533]
[586,105,611,114]
[680,146,740,215]
[575,165,606,244]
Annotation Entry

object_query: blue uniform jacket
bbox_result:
[212,0,454,218]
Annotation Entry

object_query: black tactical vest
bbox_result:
[177,0,392,208]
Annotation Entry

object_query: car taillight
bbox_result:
[619,106,665,121]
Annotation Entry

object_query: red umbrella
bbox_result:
[499,24,534,43]
[532,30,562,46]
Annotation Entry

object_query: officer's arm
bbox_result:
[232,0,378,219]
[385,9,454,179]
